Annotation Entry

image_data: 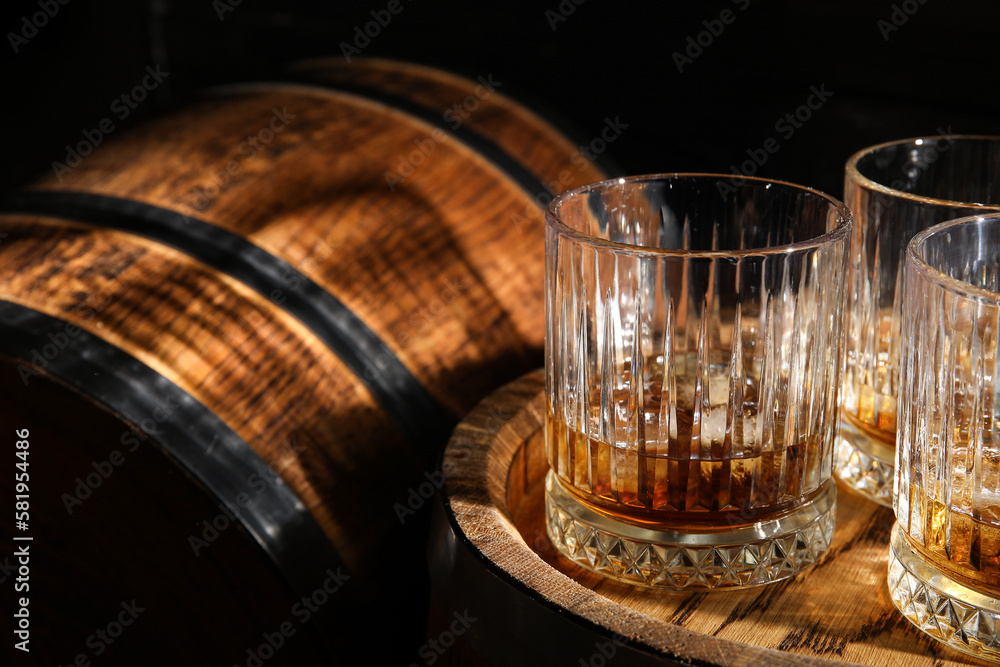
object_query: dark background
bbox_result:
[1,1,998,664]
[2,0,999,199]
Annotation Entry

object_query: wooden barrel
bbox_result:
[0,59,607,665]
[432,370,991,667]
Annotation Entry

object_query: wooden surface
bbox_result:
[441,370,994,667]
[0,63,601,572]
[28,85,545,419]
[0,61,605,664]
[292,57,609,196]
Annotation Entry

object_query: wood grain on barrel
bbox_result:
[442,370,994,666]
[0,215,419,582]
[27,87,549,417]
[292,57,609,195]
[0,62,608,663]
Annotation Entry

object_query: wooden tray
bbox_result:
[429,369,993,666]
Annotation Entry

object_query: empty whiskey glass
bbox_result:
[890,212,1000,661]
[545,174,852,589]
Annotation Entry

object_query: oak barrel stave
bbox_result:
[290,57,611,199]
[0,61,606,664]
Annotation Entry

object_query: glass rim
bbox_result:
[907,212,1000,305]
[545,173,851,258]
[845,135,1000,211]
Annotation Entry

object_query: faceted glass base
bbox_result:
[834,419,895,508]
[544,472,836,590]
[888,523,1000,662]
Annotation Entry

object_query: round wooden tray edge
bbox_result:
[441,369,860,667]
